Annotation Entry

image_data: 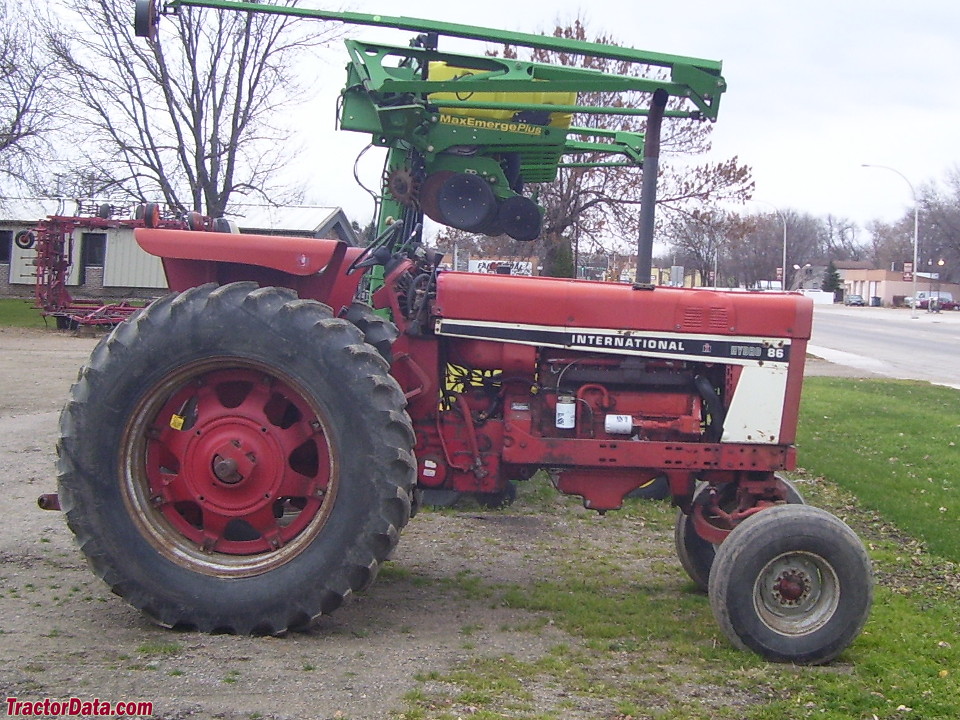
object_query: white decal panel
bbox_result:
[721,364,789,444]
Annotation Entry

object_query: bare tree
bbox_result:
[0,0,56,193]
[498,19,753,276]
[46,0,340,216]
[920,169,960,282]
[668,208,869,290]
[820,215,864,261]
[862,169,960,282]
[666,210,752,287]
[865,216,913,273]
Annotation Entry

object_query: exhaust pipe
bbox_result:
[636,88,668,286]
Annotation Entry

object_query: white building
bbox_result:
[0,199,360,300]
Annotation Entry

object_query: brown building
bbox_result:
[841,267,960,307]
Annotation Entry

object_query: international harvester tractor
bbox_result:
[48,0,873,665]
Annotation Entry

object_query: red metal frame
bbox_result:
[135,228,367,308]
[29,204,186,327]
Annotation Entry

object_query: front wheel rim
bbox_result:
[753,551,840,636]
[121,358,338,578]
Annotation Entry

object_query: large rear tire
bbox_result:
[57,282,416,633]
[707,504,873,664]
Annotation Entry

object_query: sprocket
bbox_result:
[385,167,420,207]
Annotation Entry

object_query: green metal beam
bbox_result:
[163,0,724,120]
[149,0,729,267]
[164,1,721,70]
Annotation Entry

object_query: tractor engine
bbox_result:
[384,264,811,512]
[532,354,709,443]
[412,347,718,507]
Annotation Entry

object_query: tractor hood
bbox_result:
[432,272,813,367]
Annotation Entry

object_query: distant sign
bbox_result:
[903,261,913,282]
[469,260,533,276]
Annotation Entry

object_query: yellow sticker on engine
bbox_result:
[169,414,185,431]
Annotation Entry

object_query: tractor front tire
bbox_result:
[57,282,416,634]
[707,504,873,664]
[341,301,399,363]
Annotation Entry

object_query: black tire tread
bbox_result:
[58,282,415,634]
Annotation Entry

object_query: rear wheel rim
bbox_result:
[121,358,338,577]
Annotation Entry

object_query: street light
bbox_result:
[754,200,787,290]
[861,164,919,318]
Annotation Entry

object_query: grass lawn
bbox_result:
[0,298,46,328]
[798,377,960,561]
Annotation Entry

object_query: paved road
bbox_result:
[808,304,960,389]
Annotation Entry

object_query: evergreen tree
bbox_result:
[822,260,842,300]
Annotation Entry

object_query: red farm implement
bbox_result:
[22,200,186,328]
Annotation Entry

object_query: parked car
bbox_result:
[927,296,959,311]
[904,291,958,311]
[844,294,865,306]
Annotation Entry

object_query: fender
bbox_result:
[135,228,366,310]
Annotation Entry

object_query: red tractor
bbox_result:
[49,1,872,665]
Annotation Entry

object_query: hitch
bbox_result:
[38,493,61,511]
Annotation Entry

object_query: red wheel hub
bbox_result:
[144,369,331,555]
[774,570,809,604]
[187,419,282,509]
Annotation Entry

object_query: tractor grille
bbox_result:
[682,307,730,332]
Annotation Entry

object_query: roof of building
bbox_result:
[228,204,338,232]
[0,198,359,244]
[227,204,359,244]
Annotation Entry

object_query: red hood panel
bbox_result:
[434,272,813,340]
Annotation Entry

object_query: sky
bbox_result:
[285,0,960,235]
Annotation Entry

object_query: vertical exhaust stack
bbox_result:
[636,88,668,286]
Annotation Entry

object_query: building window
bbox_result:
[0,230,11,263]
[82,232,107,267]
